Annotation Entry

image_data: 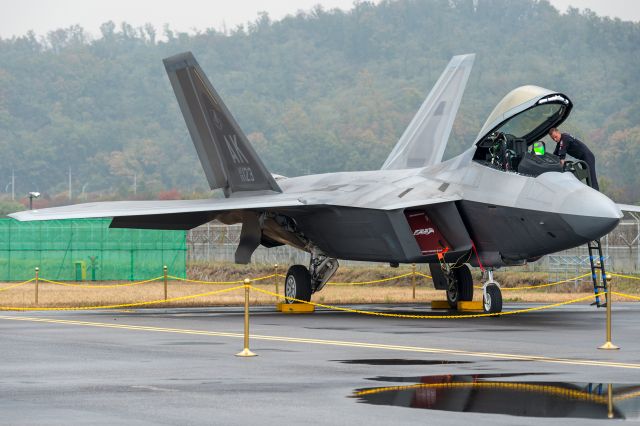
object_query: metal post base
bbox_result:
[598,341,620,350]
[235,348,258,357]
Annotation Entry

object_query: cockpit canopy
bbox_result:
[475,85,572,147]
[473,86,572,175]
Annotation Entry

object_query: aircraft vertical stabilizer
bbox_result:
[164,52,281,197]
[382,54,475,170]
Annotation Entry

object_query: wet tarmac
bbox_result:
[354,373,640,420]
[1,302,640,425]
[336,359,472,366]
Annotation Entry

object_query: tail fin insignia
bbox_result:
[164,52,281,196]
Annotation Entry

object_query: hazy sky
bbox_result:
[0,0,638,39]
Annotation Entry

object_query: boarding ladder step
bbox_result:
[587,239,608,308]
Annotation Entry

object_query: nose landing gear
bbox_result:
[482,269,503,314]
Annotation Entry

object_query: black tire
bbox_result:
[445,265,474,308]
[446,280,459,308]
[454,265,474,302]
[483,284,503,314]
[284,265,312,304]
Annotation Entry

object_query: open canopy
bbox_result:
[475,85,572,147]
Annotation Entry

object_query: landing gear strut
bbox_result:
[429,263,474,308]
[284,247,338,304]
[482,269,503,314]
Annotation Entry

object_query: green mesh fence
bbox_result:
[0,218,186,281]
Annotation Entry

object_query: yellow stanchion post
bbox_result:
[34,267,39,305]
[599,275,619,350]
[274,263,279,295]
[412,263,416,300]
[163,265,168,301]
[236,278,257,357]
[607,383,614,419]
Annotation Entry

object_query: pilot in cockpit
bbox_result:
[549,128,599,191]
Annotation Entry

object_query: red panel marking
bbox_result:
[405,211,450,255]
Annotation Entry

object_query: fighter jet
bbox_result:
[11,52,629,313]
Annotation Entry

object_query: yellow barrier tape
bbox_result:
[35,272,592,291]
[279,271,427,285]
[610,273,640,280]
[39,276,164,288]
[420,271,588,291]
[488,273,591,291]
[0,285,244,311]
[326,270,587,290]
[327,272,416,286]
[250,286,604,319]
[612,291,640,301]
[0,278,35,292]
[614,389,640,402]
[168,274,277,285]
[353,381,609,403]
[165,270,588,289]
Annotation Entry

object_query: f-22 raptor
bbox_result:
[12,52,632,313]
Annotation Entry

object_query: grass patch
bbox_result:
[0,262,637,309]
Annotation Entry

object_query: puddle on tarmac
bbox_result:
[352,374,640,420]
[336,359,471,366]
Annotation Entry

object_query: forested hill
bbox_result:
[1,0,639,208]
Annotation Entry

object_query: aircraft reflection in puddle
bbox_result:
[353,374,640,420]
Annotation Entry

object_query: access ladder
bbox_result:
[587,239,608,307]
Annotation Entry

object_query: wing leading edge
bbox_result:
[381,54,475,170]
[9,197,304,230]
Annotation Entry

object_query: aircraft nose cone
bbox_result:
[560,189,622,240]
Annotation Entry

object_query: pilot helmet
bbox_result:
[533,141,545,156]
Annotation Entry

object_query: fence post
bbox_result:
[236,278,257,357]
[34,267,39,305]
[412,263,416,299]
[599,275,619,350]
[163,265,168,301]
[274,263,279,295]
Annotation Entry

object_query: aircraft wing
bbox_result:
[9,196,304,230]
[381,54,475,170]
[9,187,461,226]
[617,203,640,213]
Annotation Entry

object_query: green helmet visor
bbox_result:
[533,142,545,155]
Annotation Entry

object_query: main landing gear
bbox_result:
[430,263,503,313]
[284,248,339,303]
[429,263,474,308]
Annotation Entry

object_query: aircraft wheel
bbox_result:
[446,265,474,308]
[483,284,503,314]
[284,265,312,304]
[454,265,474,302]
[446,278,459,308]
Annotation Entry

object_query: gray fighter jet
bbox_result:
[11,52,630,313]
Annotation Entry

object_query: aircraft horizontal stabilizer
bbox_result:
[163,52,281,197]
[382,54,475,170]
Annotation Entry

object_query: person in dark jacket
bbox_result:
[549,128,599,190]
